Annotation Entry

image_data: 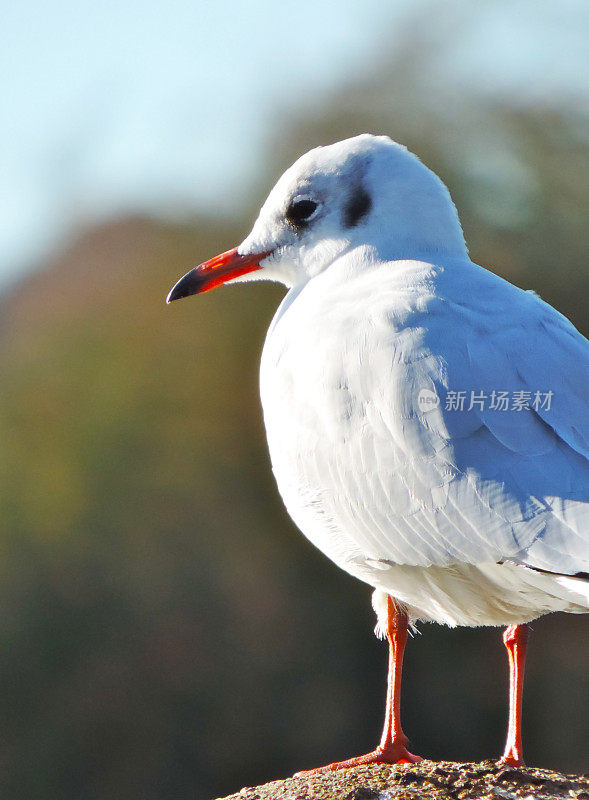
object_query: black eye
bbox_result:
[286,198,318,228]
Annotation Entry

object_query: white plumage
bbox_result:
[168,133,588,767]
[260,248,589,628]
[250,135,589,629]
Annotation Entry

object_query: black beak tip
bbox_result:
[166,269,201,304]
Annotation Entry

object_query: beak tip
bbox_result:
[166,271,200,304]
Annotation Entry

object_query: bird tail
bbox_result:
[552,573,589,609]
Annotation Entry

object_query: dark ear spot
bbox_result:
[343,184,372,228]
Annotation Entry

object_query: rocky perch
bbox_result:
[216,760,589,800]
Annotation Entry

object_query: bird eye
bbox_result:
[286,198,318,227]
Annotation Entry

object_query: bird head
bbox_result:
[167,134,467,302]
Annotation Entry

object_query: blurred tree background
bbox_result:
[1,8,588,800]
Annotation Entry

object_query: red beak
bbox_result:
[166,247,271,303]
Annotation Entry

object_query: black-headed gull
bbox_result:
[167,135,589,771]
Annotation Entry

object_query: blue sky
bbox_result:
[2,0,588,285]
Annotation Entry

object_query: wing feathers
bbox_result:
[262,257,589,578]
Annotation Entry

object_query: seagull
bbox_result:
[167,134,589,771]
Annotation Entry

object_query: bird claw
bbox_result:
[497,752,525,768]
[294,745,423,775]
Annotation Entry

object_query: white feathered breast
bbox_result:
[260,250,589,626]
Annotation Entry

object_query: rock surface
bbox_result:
[216,760,589,800]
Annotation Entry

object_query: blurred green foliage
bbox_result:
[1,24,589,800]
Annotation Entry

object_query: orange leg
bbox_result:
[296,596,421,775]
[500,623,530,767]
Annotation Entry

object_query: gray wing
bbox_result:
[378,273,589,575]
